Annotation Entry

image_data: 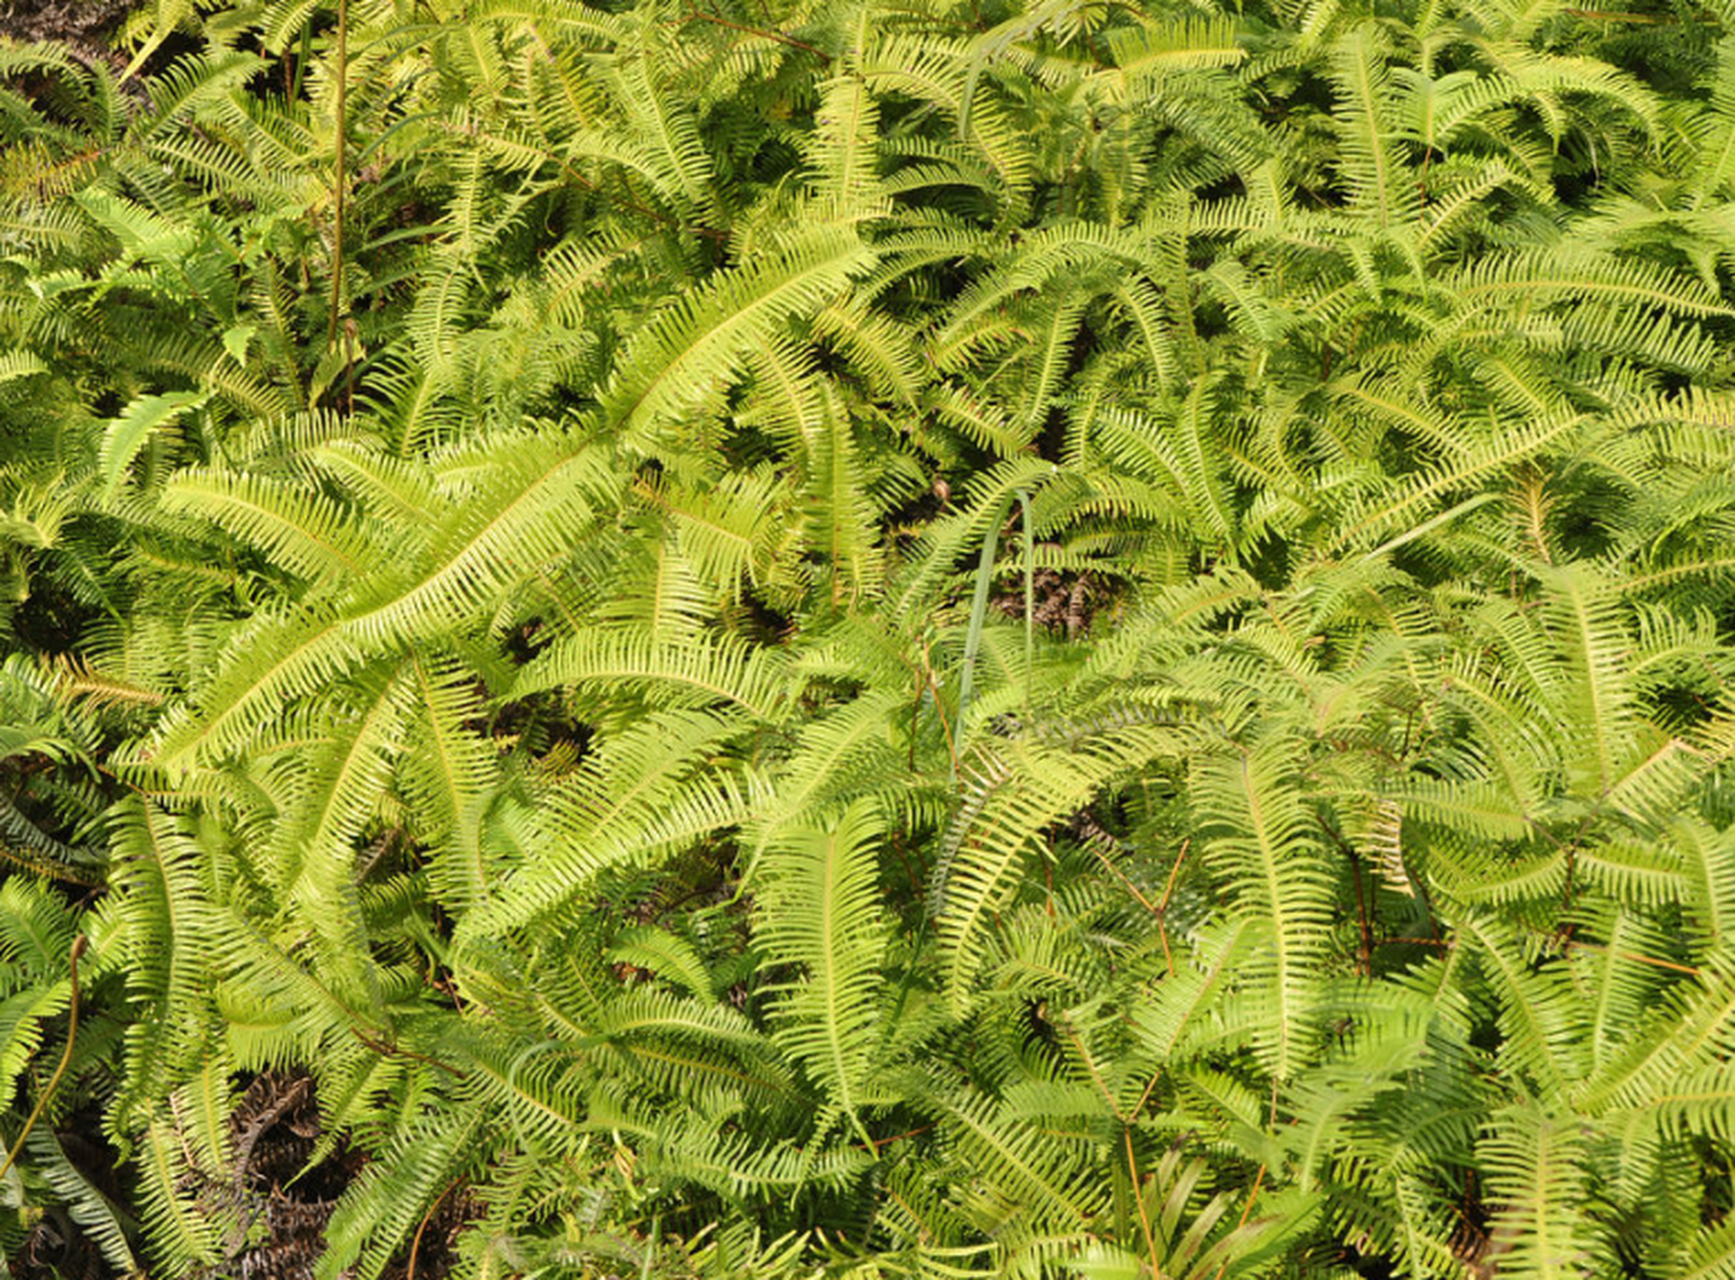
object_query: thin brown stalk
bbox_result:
[1155,838,1189,978]
[326,0,349,352]
[0,936,87,1185]
[678,9,831,60]
[1560,938,1700,976]
[1125,1128,1159,1275]
[406,1177,463,1280]
[1212,1164,1268,1280]
[351,1027,470,1080]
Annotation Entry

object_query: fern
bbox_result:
[5,0,1735,1274]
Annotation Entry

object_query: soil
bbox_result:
[209,1071,472,1280]
[994,566,1105,638]
[10,1071,471,1280]
[0,0,134,57]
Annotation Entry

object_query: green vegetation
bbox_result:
[4,0,1735,1274]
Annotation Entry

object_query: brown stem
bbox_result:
[407,1177,463,1280]
[1553,936,1699,976]
[1154,838,1189,978]
[325,0,349,353]
[677,9,831,60]
[1125,1128,1159,1275]
[917,647,958,778]
[1086,839,1158,915]
[1213,1164,1268,1280]
[351,1028,470,1080]
[0,936,87,1185]
[889,831,923,899]
[1156,838,1189,914]
[865,1124,931,1152]
[1129,1067,1162,1124]
[1320,819,1376,974]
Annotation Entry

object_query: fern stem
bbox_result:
[1124,1128,1160,1276]
[1129,1067,1162,1126]
[0,935,86,1187]
[1154,838,1189,978]
[865,1123,932,1150]
[1348,842,1373,977]
[1086,839,1158,916]
[1556,938,1700,975]
[325,0,349,354]
[351,1027,469,1079]
[406,1176,463,1280]
[1021,489,1033,729]
[1212,1164,1268,1280]
[0,844,104,889]
[676,9,831,61]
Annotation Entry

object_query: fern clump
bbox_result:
[2,0,1735,1275]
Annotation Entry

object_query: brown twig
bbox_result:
[1081,822,1159,916]
[917,646,959,779]
[1157,839,1189,913]
[677,9,831,61]
[1319,819,1376,975]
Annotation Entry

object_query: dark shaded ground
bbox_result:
[994,566,1107,638]
[0,0,133,55]
[219,1074,472,1280]
[219,1071,362,1280]
[6,1111,120,1280]
[11,1072,471,1280]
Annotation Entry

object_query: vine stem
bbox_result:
[0,935,88,1185]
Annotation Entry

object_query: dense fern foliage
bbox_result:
[5,0,1735,1274]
